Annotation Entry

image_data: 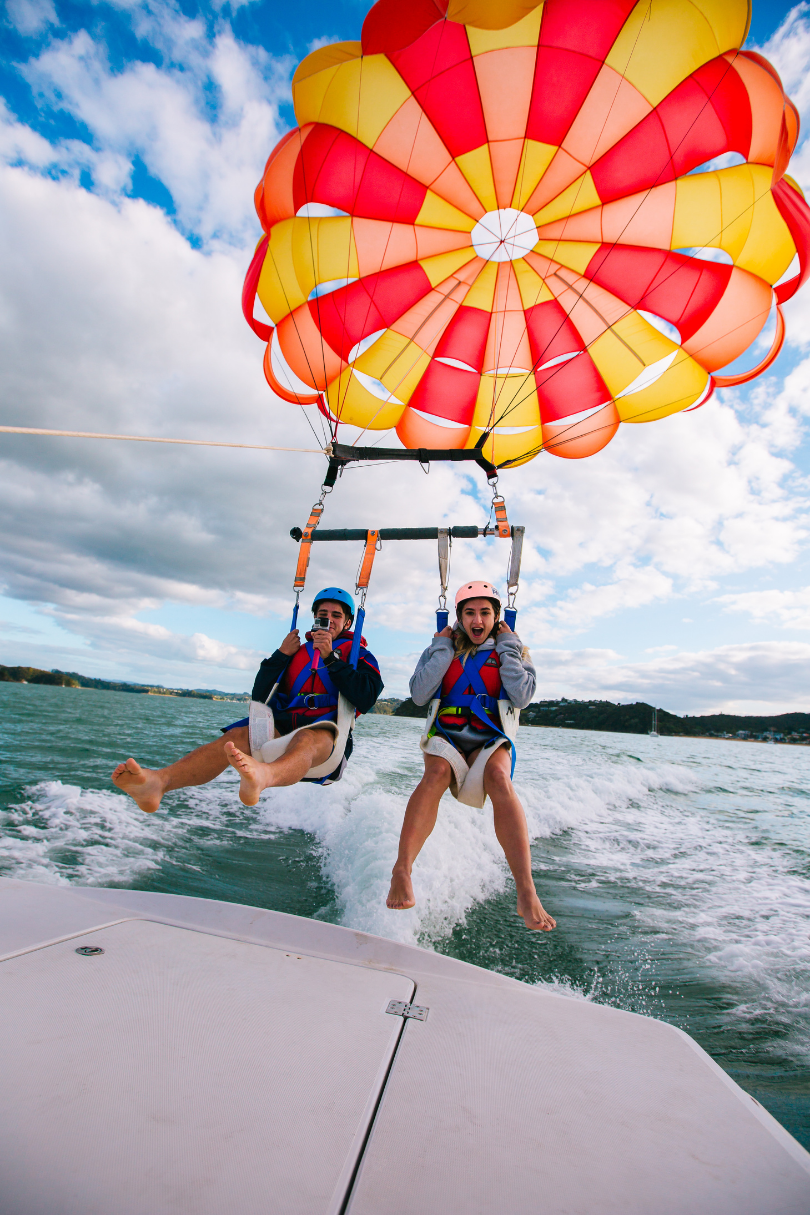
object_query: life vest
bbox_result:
[436,648,509,737]
[272,632,364,729]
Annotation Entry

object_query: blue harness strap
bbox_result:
[274,642,341,720]
[435,650,516,778]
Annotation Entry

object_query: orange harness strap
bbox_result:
[492,494,510,539]
[293,502,324,591]
[356,528,379,592]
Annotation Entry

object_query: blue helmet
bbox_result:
[311,587,355,621]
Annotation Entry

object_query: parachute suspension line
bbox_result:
[486,262,515,459]
[490,165,779,438]
[332,50,369,433]
[476,0,657,446]
[261,238,331,449]
[489,46,748,447]
[349,528,380,668]
[350,275,472,445]
[297,124,333,434]
[291,481,333,626]
[337,20,452,439]
[436,527,451,631]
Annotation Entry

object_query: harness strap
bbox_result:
[293,502,325,592]
[437,650,516,777]
[349,529,378,668]
[433,709,516,779]
[278,641,341,715]
[444,650,508,705]
[493,494,510,539]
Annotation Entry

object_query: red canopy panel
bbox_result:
[362,0,447,56]
[434,304,491,370]
[526,48,601,147]
[773,177,810,304]
[592,58,752,203]
[538,0,637,59]
[535,351,611,423]
[313,262,432,360]
[406,358,479,424]
[584,246,733,342]
[525,298,588,365]
[293,126,427,224]
[389,21,488,158]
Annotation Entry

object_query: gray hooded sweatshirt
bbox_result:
[410,628,536,750]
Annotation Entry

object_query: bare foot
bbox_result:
[517,891,556,931]
[111,758,165,814]
[386,867,415,910]
[225,740,272,806]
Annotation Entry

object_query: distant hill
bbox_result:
[395,698,430,719]
[522,700,810,740]
[1,664,250,702]
[369,698,404,715]
[393,694,809,740]
[0,665,79,687]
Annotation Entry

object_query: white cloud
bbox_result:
[529,641,810,715]
[716,586,810,630]
[19,13,292,243]
[5,0,58,37]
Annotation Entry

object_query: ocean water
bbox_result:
[1,680,809,1148]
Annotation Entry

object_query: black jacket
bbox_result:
[251,634,383,715]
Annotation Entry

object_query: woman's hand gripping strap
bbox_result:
[349,529,379,668]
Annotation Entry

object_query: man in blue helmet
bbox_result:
[111,589,382,812]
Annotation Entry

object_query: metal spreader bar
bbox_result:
[290,525,521,542]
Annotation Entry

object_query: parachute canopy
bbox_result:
[244,0,810,469]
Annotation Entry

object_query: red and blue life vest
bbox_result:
[272,632,365,729]
[434,647,516,777]
[437,649,505,732]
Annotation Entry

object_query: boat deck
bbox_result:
[1,877,808,1213]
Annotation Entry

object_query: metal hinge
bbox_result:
[386,999,429,1021]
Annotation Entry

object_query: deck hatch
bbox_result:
[0,918,414,1214]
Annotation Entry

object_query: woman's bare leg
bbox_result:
[112,725,251,813]
[224,726,335,806]
[483,745,556,931]
[387,753,453,909]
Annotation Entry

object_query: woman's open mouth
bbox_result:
[471,626,485,637]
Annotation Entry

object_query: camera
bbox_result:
[312,616,331,632]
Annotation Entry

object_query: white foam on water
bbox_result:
[0,780,176,887]
[248,721,698,948]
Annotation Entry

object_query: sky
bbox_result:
[2,0,810,713]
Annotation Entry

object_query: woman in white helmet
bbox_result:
[386,582,555,932]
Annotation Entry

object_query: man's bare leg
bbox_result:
[386,754,452,909]
[483,745,556,931]
[224,726,335,806]
[112,726,251,813]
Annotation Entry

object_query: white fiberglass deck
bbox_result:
[1,877,809,1214]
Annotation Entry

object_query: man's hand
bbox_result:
[311,628,333,659]
[434,625,454,639]
[279,630,301,656]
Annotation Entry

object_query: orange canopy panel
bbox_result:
[243,0,810,468]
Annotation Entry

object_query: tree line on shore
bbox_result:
[393,697,810,741]
[4,664,807,740]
